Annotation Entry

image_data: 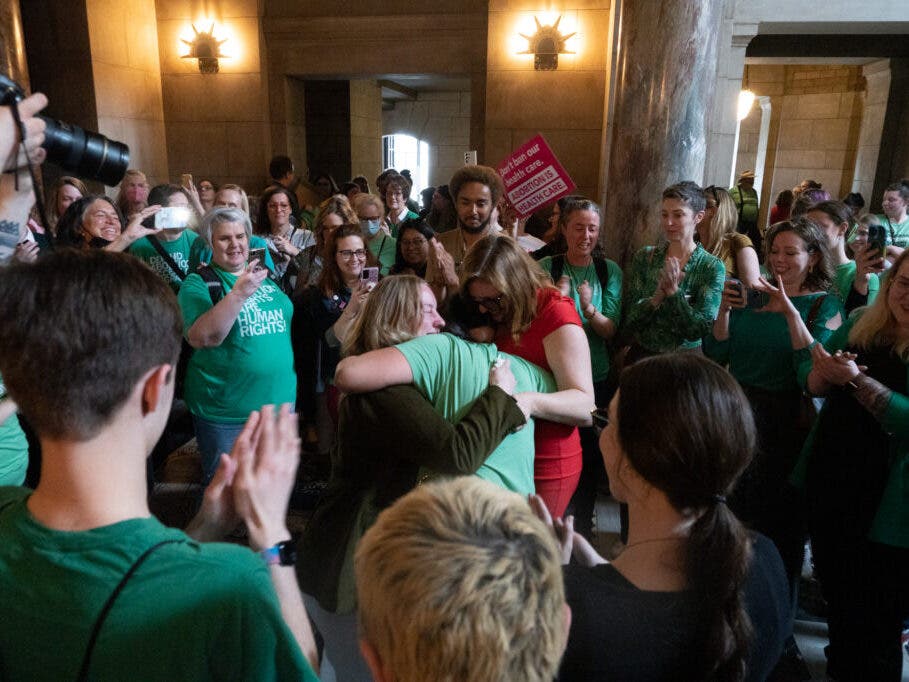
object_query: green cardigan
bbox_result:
[296,383,525,614]
[793,316,909,548]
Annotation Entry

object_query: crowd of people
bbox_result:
[0,89,907,682]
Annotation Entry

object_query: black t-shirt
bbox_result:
[559,533,790,681]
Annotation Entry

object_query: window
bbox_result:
[383,134,430,197]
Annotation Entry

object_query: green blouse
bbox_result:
[622,243,725,353]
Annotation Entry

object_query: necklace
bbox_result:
[566,259,595,291]
[619,535,684,553]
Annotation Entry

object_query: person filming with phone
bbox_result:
[178,207,296,484]
[293,224,376,434]
[705,217,843,602]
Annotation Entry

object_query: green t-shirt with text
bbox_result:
[396,333,555,495]
[178,266,296,422]
[128,229,199,293]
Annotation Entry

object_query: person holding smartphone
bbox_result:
[293,225,376,441]
[705,217,843,600]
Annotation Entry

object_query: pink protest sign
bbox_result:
[497,134,576,218]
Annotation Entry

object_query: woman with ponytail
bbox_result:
[537,353,790,681]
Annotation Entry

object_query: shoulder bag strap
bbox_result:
[147,235,187,281]
[885,217,896,245]
[806,293,827,329]
[593,257,610,290]
[76,539,183,682]
[549,254,565,282]
[196,265,225,305]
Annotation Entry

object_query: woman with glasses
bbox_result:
[291,195,358,295]
[389,218,434,278]
[460,234,596,518]
[699,185,761,281]
[353,193,396,275]
[383,172,419,238]
[254,185,315,293]
[294,225,376,438]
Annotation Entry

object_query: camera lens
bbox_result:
[39,117,130,187]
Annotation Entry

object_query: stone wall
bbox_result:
[350,80,382,184]
[852,60,890,205]
[485,1,612,199]
[156,0,266,191]
[736,64,864,219]
[382,90,472,188]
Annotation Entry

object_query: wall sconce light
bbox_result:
[519,16,575,71]
[181,23,228,74]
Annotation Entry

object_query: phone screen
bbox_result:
[362,267,379,286]
[155,207,192,230]
[249,248,266,270]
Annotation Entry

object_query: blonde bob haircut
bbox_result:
[460,233,554,341]
[849,248,909,359]
[342,275,424,357]
[355,477,568,682]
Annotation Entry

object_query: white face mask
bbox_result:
[361,218,382,236]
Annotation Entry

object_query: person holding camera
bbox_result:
[128,184,198,293]
[705,217,843,595]
[178,207,296,484]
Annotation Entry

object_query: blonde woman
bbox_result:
[298,274,533,682]
[291,194,358,293]
[773,248,909,680]
[115,169,149,219]
[700,185,761,283]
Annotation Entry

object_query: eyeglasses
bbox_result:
[387,191,404,199]
[400,239,427,248]
[338,249,368,260]
[590,407,609,430]
[471,294,505,312]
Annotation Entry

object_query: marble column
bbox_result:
[601,0,727,267]
[0,0,29,87]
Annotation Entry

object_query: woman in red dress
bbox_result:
[461,234,595,517]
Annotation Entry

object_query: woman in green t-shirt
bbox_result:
[705,217,843,593]
[808,200,881,313]
[178,207,296,483]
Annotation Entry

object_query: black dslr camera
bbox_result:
[0,74,129,186]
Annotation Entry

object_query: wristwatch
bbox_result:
[260,540,297,566]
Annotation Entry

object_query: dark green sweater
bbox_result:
[297,383,525,614]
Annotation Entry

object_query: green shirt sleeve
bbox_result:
[177,272,212,333]
[601,259,623,325]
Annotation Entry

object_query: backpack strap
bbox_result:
[806,293,827,330]
[147,235,187,281]
[548,254,565,282]
[196,265,225,305]
[76,539,183,682]
[593,256,610,290]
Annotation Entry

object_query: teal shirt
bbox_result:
[0,487,318,681]
[876,214,909,249]
[178,266,296,422]
[622,243,725,353]
[704,293,844,392]
[396,333,555,495]
[387,211,419,239]
[128,229,199,293]
[0,375,26,487]
[539,256,622,382]
[367,234,396,276]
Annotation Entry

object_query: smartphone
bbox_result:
[745,288,767,309]
[155,206,192,230]
[181,173,193,190]
[248,247,266,271]
[867,223,888,260]
[361,267,379,288]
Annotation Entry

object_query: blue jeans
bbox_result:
[192,415,245,485]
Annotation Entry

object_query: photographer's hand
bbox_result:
[1,92,47,172]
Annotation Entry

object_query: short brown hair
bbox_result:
[449,165,505,206]
[0,250,181,440]
[356,477,567,682]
